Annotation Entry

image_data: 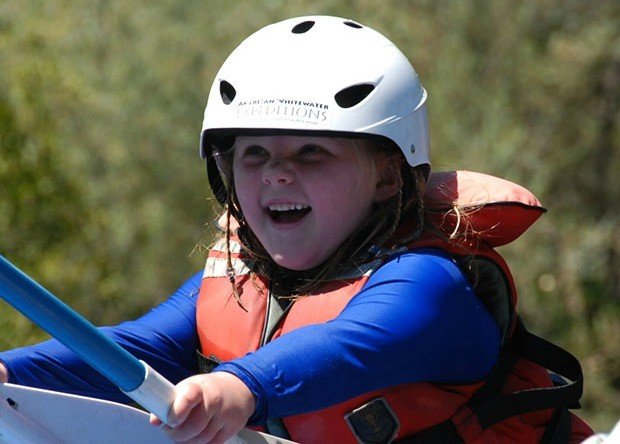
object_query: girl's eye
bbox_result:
[298,144,327,156]
[241,145,268,158]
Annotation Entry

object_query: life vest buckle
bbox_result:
[345,397,400,444]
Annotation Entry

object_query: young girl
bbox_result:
[0,16,592,444]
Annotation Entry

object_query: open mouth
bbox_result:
[267,204,311,224]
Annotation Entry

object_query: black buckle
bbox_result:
[345,397,400,444]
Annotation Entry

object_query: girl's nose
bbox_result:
[263,158,294,185]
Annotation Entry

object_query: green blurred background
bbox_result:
[1,0,618,431]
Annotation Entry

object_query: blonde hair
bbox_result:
[213,137,427,298]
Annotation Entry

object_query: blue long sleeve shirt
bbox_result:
[0,249,500,423]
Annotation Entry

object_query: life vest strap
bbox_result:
[470,318,583,429]
[399,318,583,443]
[541,407,571,444]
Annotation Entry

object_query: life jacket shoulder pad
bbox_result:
[424,170,546,247]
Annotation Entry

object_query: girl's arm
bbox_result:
[216,249,502,423]
[0,271,202,403]
[138,249,500,441]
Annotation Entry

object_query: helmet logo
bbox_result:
[235,98,329,124]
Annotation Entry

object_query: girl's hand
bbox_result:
[150,372,255,444]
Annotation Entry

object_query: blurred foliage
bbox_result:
[0,0,618,431]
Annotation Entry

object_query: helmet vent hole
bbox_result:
[343,21,363,29]
[219,80,236,105]
[291,21,315,34]
[334,84,375,108]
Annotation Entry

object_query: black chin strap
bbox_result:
[206,156,227,206]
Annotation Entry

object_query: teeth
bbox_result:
[268,204,309,212]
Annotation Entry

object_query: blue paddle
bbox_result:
[0,254,174,424]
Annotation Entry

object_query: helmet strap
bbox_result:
[206,157,227,206]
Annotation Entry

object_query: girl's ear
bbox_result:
[374,154,403,203]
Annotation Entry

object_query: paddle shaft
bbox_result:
[0,255,174,422]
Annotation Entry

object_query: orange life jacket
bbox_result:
[196,171,593,443]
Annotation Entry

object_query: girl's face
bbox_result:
[233,135,398,271]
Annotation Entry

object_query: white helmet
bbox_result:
[200,15,429,203]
